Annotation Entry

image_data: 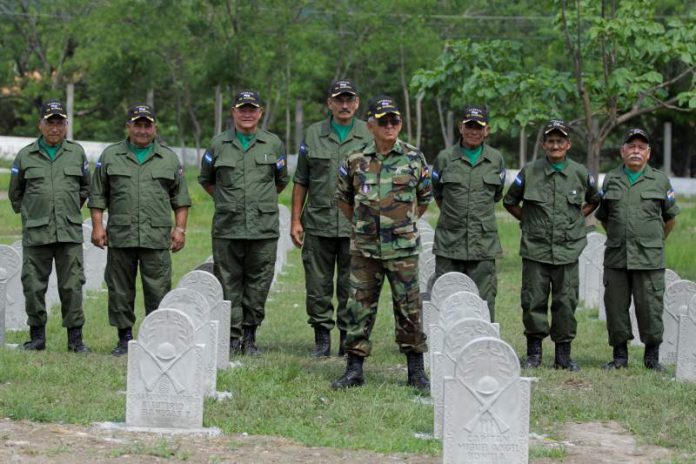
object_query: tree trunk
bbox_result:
[399,44,412,143]
[436,99,448,148]
[415,92,423,148]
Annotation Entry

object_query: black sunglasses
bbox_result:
[377,116,401,127]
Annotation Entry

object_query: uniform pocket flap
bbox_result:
[254,152,276,165]
[483,172,503,185]
[150,217,172,227]
[215,158,236,168]
[641,191,665,200]
[25,216,50,228]
[310,150,332,160]
[24,168,47,179]
[602,189,622,200]
[109,214,131,225]
[523,190,546,202]
[605,237,622,248]
[392,175,413,186]
[480,220,498,232]
[64,166,84,176]
[565,226,586,240]
[393,223,416,234]
[107,166,132,176]
[258,202,277,213]
[567,193,583,205]
[395,191,415,202]
[67,214,83,225]
[308,198,332,208]
[639,237,664,248]
[152,170,175,180]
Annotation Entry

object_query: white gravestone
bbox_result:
[177,270,231,369]
[159,289,219,397]
[419,254,436,299]
[422,300,436,372]
[431,272,479,311]
[443,337,531,464]
[126,308,205,429]
[433,318,500,439]
[579,232,606,306]
[82,223,107,292]
[278,204,294,254]
[583,244,605,315]
[676,296,696,381]
[661,280,696,365]
[665,269,680,287]
[0,268,7,345]
[0,244,25,331]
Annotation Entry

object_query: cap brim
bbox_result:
[625,134,649,144]
[330,90,357,98]
[234,102,261,108]
[544,127,568,136]
[43,112,67,119]
[462,119,487,126]
[129,116,155,122]
[374,109,400,118]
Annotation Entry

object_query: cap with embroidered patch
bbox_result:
[40,100,67,119]
[461,105,488,126]
[234,90,262,108]
[127,104,156,122]
[329,80,358,98]
[624,128,650,144]
[543,119,570,138]
[367,96,400,119]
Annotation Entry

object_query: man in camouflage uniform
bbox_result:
[9,100,90,352]
[199,90,289,356]
[504,120,600,371]
[90,104,191,356]
[331,96,432,392]
[596,128,679,371]
[291,80,371,357]
[431,105,505,321]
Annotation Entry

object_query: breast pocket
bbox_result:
[640,191,664,220]
[253,152,276,183]
[24,167,48,195]
[107,165,133,193]
[309,152,333,183]
[354,172,378,204]
[215,159,238,188]
[152,169,175,191]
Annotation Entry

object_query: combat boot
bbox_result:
[312,326,330,358]
[522,337,542,368]
[331,354,365,389]
[553,342,580,371]
[242,325,261,356]
[67,326,89,353]
[337,330,347,357]
[603,342,628,370]
[644,344,665,372]
[406,352,430,394]
[111,327,132,357]
[229,337,242,356]
[22,325,46,351]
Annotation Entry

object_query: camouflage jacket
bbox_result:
[336,139,432,260]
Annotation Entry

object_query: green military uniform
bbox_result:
[503,157,600,342]
[9,138,90,328]
[595,165,679,346]
[198,128,288,339]
[293,117,371,331]
[89,139,191,328]
[431,143,505,321]
[336,139,432,357]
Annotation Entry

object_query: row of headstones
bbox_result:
[417,219,532,463]
[0,215,108,333]
[125,204,293,431]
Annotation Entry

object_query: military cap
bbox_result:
[234,90,262,108]
[127,104,156,122]
[329,80,358,97]
[367,96,400,119]
[624,128,650,144]
[40,100,67,119]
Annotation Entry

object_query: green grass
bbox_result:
[1,168,696,460]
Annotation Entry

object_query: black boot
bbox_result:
[313,326,330,358]
[553,342,580,371]
[603,343,628,370]
[331,354,365,389]
[522,337,542,368]
[67,326,89,353]
[242,325,260,356]
[111,328,132,357]
[229,337,242,356]
[644,344,665,372]
[406,352,430,394]
[337,330,347,357]
[22,325,46,351]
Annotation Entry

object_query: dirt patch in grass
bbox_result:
[1,418,679,463]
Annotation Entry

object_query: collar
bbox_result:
[31,138,72,154]
[116,139,164,158]
[221,128,269,144]
[450,142,493,162]
[544,156,568,176]
[364,139,405,157]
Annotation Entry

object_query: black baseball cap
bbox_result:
[234,90,262,108]
[543,119,570,138]
[624,128,650,144]
[461,105,488,126]
[329,80,358,98]
[40,100,67,119]
[367,96,400,119]
[127,104,156,122]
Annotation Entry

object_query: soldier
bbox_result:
[199,90,289,356]
[291,80,371,357]
[89,104,191,356]
[596,128,679,371]
[331,96,432,392]
[503,120,600,371]
[9,100,90,352]
[431,105,505,321]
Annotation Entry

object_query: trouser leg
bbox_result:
[344,255,384,358]
[521,259,552,340]
[603,267,633,347]
[213,238,244,339]
[631,269,665,346]
[549,261,579,343]
[335,237,352,332]
[139,248,172,316]
[241,238,277,328]
[22,245,53,327]
[385,255,428,354]
[54,242,85,328]
[106,247,138,329]
[302,234,338,330]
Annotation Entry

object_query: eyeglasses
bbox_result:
[377,116,401,127]
[43,119,67,127]
[332,95,356,104]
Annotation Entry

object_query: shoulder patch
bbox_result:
[499,169,506,183]
[83,161,90,174]
[96,161,102,168]
[432,169,440,182]
[299,142,308,156]
[276,155,286,171]
[667,188,676,203]
[11,166,19,175]
[514,173,524,186]
[339,164,348,177]
[588,172,596,187]
[203,151,213,164]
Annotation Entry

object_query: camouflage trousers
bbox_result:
[344,254,428,357]
[521,259,578,343]
[435,256,497,322]
[603,267,664,347]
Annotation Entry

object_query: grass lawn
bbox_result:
[1,166,696,461]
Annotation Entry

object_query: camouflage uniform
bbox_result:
[336,139,432,357]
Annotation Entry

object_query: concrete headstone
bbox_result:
[82,223,107,292]
[676,307,696,381]
[431,272,479,311]
[661,280,696,365]
[0,244,24,331]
